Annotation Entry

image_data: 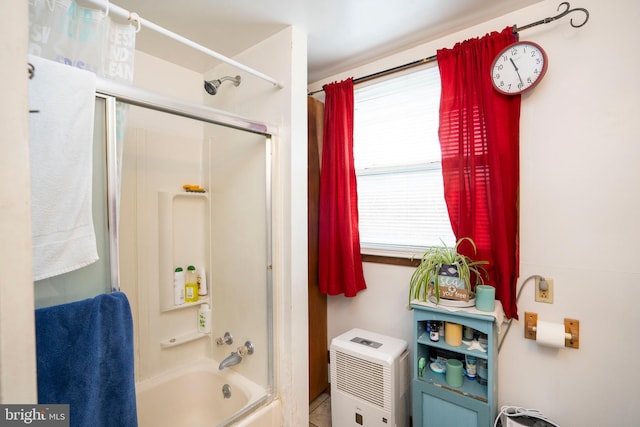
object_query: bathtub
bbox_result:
[136,359,270,427]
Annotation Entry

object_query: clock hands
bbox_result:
[509,58,524,87]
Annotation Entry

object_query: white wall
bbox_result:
[311,1,640,425]
[0,1,38,403]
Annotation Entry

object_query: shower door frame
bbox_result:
[97,79,276,424]
[99,93,121,294]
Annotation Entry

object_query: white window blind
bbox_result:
[354,66,455,254]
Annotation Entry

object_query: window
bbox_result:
[353,66,455,257]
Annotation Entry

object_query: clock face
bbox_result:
[491,41,548,95]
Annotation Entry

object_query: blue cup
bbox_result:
[445,359,464,388]
[475,285,495,312]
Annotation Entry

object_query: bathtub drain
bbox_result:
[222,384,232,399]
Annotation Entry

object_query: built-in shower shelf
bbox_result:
[160,331,210,349]
[163,300,207,313]
[158,189,211,312]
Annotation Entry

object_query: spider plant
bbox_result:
[409,237,488,304]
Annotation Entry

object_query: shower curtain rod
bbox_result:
[307,2,589,96]
[84,0,284,89]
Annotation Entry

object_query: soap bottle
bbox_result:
[184,265,199,303]
[198,303,211,333]
[173,267,185,306]
[197,266,208,296]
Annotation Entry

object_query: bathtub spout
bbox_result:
[219,351,242,370]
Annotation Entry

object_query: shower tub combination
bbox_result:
[136,359,270,427]
[97,75,276,425]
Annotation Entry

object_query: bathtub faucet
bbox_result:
[219,351,242,370]
[218,341,254,370]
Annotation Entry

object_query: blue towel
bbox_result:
[35,292,138,427]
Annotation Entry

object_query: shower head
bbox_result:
[204,75,242,95]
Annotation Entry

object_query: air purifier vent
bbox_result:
[334,349,391,410]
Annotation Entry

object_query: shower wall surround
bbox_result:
[120,123,212,382]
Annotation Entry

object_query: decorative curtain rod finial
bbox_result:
[514,2,589,33]
[556,2,589,28]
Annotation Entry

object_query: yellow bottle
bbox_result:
[184,265,199,303]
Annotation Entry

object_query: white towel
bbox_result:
[28,55,99,281]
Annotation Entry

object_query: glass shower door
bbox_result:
[116,100,274,423]
[34,96,117,308]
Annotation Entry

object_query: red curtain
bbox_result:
[318,79,367,297]
[437,27,521,318]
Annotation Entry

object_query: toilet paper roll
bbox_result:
[536,321,566,348]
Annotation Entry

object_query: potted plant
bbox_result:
[409,237,488,304]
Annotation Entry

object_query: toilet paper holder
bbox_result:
[524,312,579,349]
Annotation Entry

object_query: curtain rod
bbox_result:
[307,2,589,96]
[84,0,284,89]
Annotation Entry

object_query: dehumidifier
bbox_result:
[330,328,409,427]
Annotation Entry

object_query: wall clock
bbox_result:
[491,41,548,95]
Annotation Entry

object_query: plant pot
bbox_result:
[428,264,471,302]
[408,237,488,306]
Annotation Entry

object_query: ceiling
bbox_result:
[113,0,542,83]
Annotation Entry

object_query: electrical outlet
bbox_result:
[535,277,554,303]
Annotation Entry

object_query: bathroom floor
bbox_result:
[309,392,332,427]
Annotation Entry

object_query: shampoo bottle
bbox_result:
[173,267,185,305]
[184,265,199,303]
[198,303,211,333]
[197,266,208,296]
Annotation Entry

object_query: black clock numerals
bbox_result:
[495,79,514,93]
